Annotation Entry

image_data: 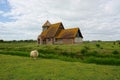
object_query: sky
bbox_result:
[0,0,120,41]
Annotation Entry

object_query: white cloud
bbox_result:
[0,0,120,41]
[0,11,4,14]
[104,0,120,14]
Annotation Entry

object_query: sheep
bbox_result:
[30,50,39,59]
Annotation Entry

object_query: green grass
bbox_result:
[0,41,120,65]
[0,54,120,80]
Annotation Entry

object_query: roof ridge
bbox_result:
[64,27,79,30]
[51,22,62,25]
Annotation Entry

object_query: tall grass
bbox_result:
[85,57,120,65]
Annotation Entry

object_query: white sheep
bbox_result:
[30,50,39,59]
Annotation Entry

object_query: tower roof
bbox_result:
[42,20,51,27]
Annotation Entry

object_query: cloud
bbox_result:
[104,0,120,14]
[0,11,4,14]
[0,0,120,41]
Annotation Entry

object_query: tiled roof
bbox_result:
[56,28,79,39]
[42,20,51,28]
[40,21,83,39]
[40,29,48,39]
[40,22,62,39]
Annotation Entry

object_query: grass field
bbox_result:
[0,54,120,80]
[0,41,120,65]
[0,41,120,80]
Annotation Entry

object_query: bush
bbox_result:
[96,44,100,48]
[80,48,88,55]
[87,50,98,57]
[61,51,68,56]
[112,50,119,55]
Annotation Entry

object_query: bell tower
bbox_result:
[42,20,51,31]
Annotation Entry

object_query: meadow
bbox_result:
[0,54,120,80]
[0,41,120,65]
[0,41,120,80]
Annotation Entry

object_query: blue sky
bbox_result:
[0,0,10,12]
[0,0,120,41]
[0,0,11,22]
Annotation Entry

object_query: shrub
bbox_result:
[61,51,68,56]
[87,50,98,56]
[96,44,100,48]
[80,48,88,55]
[112,50,119,55]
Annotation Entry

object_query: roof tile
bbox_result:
[40,22,62,39]
[56,28,79,39]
